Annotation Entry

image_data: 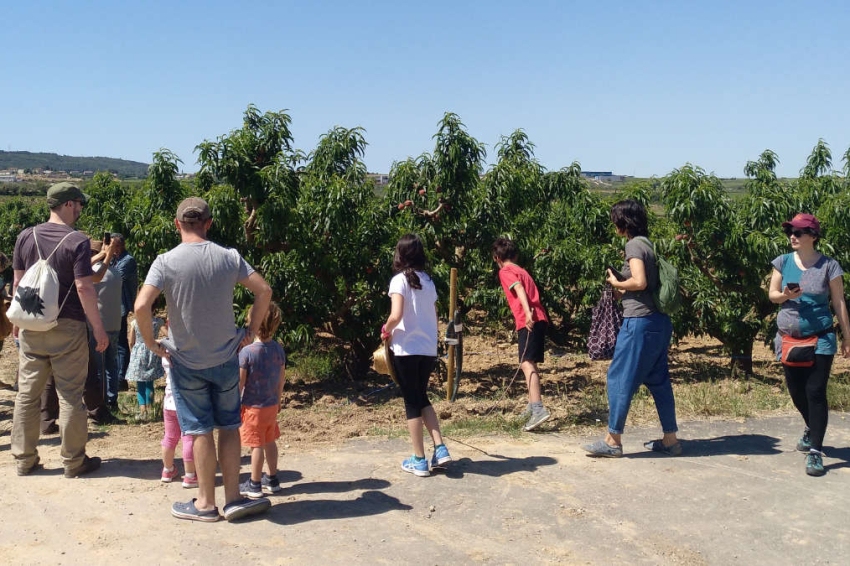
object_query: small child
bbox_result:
[238,302,286,498]
[160,355,197,488]
[126,315,165,420]
[492,237,551,431]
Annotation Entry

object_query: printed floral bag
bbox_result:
[588,284,623,360]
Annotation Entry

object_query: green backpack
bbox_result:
[636,237,682,315]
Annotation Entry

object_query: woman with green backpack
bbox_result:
[583,199,682,458]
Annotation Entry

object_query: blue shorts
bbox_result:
[169,356,241,436]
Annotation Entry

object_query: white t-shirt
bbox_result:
[388,271,438,357]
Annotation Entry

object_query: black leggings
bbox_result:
[392,355,437,419]
[784,354,833,450]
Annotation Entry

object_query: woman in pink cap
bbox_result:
[768,213,850,476]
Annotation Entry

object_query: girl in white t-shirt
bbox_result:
[381,234,451,477]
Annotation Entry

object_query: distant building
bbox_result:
[582,171,628,182]
[367,173,389,187]
[0,174,18,183]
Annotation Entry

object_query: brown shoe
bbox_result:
[17,456,42,476]
[65,455,102,478]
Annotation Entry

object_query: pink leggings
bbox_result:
[161,409,194,462]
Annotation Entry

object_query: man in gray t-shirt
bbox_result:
[135,197,272,523]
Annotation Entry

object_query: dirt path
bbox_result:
[2,392,849,565]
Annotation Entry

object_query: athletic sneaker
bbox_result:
[518,403,532,420]
[161,467,177,483]
[239,478,264,499]
[806,450,825,477]
[401,455,430,477]
[523,407,551,432]
[796,428,812,452]
[430,444,452,469]
[182,474,198,489]
[262,473,281,494]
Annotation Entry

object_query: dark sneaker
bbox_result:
[172,499,220,522]
[796,428,812,452]
[806,450,825,477]
[523,408,551,432]
[261,473,281,494]
[223,497,271,522]
[64,455,102,478]
[41,423,59,435]
[582,439,623,458]
[644,439,683,456]
[239,478,264,499]
[17,455,42,476]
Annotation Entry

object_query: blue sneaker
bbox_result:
[806,450,825,477]
[430,444,452,470]
[401,456,430,477]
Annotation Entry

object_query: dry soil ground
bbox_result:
[1,333,849,565]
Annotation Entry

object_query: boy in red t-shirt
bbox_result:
[492,238,551,431]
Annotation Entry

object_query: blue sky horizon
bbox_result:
[3,1,849,178]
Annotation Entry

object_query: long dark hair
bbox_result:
[393,233,427,290]
[610,199,649,238]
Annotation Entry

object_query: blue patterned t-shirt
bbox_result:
[772,252,843,355]
[238,340,286,408]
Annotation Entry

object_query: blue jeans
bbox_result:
[116,316,130,382]
[607,312,678,435]
[89,330,119,405]
[169,356,241,436]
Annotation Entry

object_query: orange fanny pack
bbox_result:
[780,335,817,367]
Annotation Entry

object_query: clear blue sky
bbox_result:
[3,1,849,178]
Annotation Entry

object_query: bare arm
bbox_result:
[383,293,404,336]
[239,367,248,397]
[768,268,802,303]
[607,257,648,292]
[828,276,850,358]
[239,271,273,345]
[76,276,108,352]
[11,269,24,338]
[134,283,168,359]
[511,281,535,330]
[90,243,116,284]
[276,363,286,412]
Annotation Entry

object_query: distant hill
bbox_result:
[0,150,149,178]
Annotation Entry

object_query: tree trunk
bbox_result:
[728,341,755,377]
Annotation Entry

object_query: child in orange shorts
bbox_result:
[238,302,286,498]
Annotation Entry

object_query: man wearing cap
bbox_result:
[135,196,273,522]
[109,233,137,393]
[11,182,108,478]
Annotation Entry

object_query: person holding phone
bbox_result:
[768,213,850,477]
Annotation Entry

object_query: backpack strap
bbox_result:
[33,227,79,316]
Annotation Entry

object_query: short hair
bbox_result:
[111,233,125,243]
[492,237,518,262]
[610,199,649,238]
[251,301,282,341]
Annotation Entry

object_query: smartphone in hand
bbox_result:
[608,265,626,282]
[786,282,800,291]
[103,231,112,245]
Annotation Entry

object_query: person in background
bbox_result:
[768,213,850,477]
[161,351,197,488]
[583,199,681,458]
[110,233,137,392]
[492,237,551,432]
[382,234,451,477]
[237,302,286,498]
[126,314,165,420]
[89,236,123,412]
